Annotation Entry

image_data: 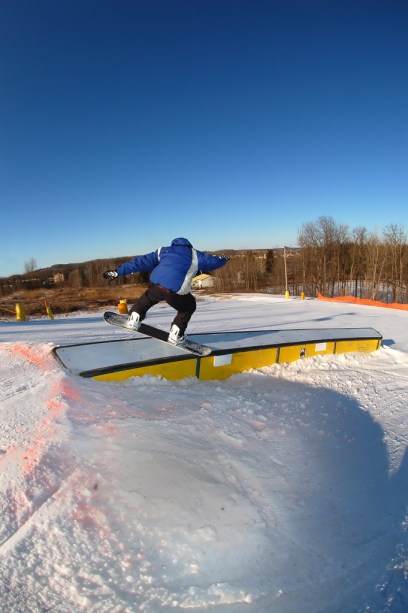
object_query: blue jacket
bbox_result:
[116,238,228,295]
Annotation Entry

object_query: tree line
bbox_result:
[2,217,408,303]
[216,216,408,303]
[200,216,408,303]
[296,216,408,302]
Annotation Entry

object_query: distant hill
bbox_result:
[1,248,297,296]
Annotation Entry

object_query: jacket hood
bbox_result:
[171,237,193,248]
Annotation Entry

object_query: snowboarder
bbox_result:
[103,238,229,345]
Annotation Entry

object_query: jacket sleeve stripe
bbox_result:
[177,249,198,295]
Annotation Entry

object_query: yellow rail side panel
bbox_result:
[278,341,336,364]
[199,347,278,380]
[335,339,380,354]
[89,338,381,382]
[93,359,197,382]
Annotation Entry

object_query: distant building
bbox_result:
[192,274,215,290]
[53,273,64,284]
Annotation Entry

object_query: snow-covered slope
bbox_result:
[0,295,407,612]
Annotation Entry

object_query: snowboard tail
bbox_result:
[103,311,211,357]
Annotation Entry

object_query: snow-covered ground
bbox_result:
[0,294,407,612]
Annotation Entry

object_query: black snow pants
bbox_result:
[129,283,196,336]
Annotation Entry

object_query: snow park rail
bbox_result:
[53,328,382,382]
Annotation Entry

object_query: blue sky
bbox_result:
[1,0,407,277]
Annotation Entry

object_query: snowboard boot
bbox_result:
[128,311,141,330]
[168,324,186,345]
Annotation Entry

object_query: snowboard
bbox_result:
[103,311,212,357]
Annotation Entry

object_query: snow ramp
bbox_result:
[54,327,382,381]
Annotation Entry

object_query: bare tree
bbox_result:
[24,258,38,273]
[265,250,275,274]
[364,232,387,300]
[298,220,324,293]
[298,216,349,296]
[348,227,368,297]
[333,222,350,296]
[382,224,407,302]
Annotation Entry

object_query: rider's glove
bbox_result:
[103,270,118,280]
